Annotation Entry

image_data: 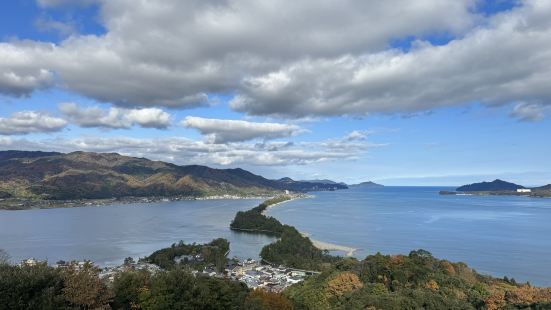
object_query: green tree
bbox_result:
[112,270,151,310]
[0,248,10,265]
[0,263,66,309]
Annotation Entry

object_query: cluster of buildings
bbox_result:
[223,259,312,292]
[174,257,312,292]
[19,256,311,292]
[98,261,161,282]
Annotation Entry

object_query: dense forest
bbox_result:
[142,238,229,271]
[259,225,340,271]
[284,250,551,309]
[230,195,293,235]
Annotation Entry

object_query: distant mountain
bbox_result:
[532,184,551,197]
[277,177,347,191]
[0,150,61,161]
[301,179,346,186]
[456,179,525,192]
[0,150,346,200]
[349,181,384,188]
[534,184,551,191]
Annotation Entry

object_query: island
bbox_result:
[349,181,384,188]
[439,179,551,198]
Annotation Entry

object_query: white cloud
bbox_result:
[3,0,550,119]
[0,111,67,135]
[59,102,171,129]
[0,130,376,167]
[34,16,77,37]
[0,42,54,97]
[1,0,476,108]
[343,130,370,141]
[230,0,551,117]
[510,102,546,121]
[181,116,303,143]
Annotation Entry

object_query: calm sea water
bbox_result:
[1,188,550,286]
[266,187,551,286]
[0,199,274,266]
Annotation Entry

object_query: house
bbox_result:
[20,258,39,267]
[517,189,532,193]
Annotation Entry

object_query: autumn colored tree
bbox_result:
[244,289,294,310]
[61,261,113,309]
[325,271,364,297]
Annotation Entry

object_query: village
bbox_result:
[18,255,313,293]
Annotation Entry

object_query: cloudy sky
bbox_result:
[0,0,550,185]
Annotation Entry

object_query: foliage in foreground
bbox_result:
[284,250,551,310]
[3,247,551,309]
[0,261,271,310]
[0,261,110,310]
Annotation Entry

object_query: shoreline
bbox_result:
[308,237,358,257]
[261,194,311,213]
[0,194,273,211]
[263,194,359,258]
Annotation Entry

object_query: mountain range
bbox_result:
[0,150,347,200]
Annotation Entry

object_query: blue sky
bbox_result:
[0,0,550,186]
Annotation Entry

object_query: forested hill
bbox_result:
[0,150,346,200]
[349,181,384,188]
[456,179,525,192]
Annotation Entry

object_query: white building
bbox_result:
[517,188,532,193]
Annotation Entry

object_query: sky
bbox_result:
[0,0,550,186]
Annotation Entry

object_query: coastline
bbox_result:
[0,194,272,211]
[307,236,358,257]
[261,194,311,213]
[263,194,359,258]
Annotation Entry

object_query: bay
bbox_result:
[2,187,550,287]
[0,199,274,266]
[266,187,551,286]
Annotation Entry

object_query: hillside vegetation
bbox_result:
[457,179,525,192]
[284,250,551,309]
[0,151,346,200]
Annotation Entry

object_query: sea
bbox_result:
[266,187,551,286]
[1,187,550,286]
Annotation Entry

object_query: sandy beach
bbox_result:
[264,195,358,257]
[310,239,357,257]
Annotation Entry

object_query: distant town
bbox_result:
[19,255,312,293]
